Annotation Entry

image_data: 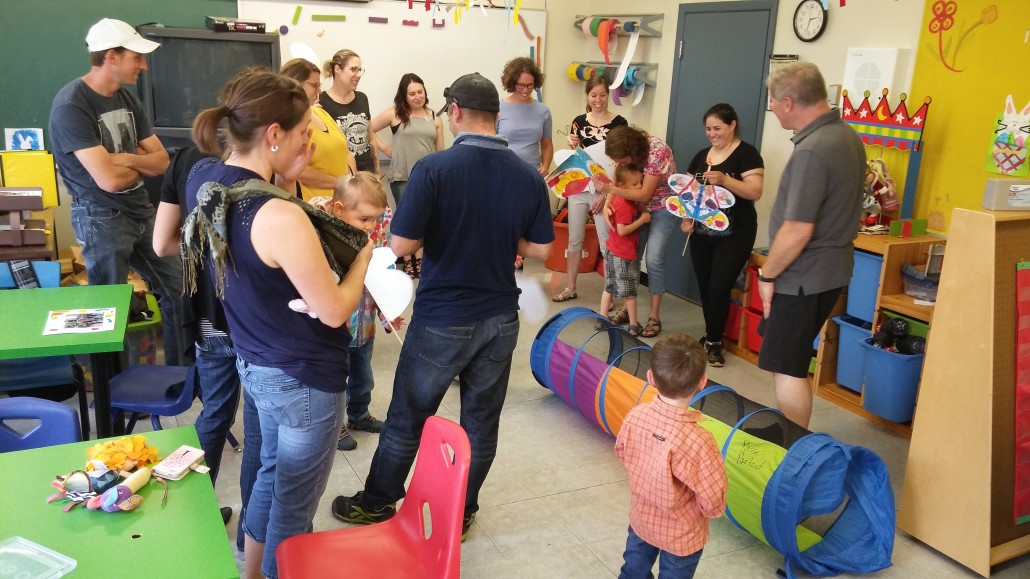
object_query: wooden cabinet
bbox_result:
[898,209,1030,577]
[811,233,945,437]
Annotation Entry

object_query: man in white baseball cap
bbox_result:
[49,19,189,372]
[85,18,160,54]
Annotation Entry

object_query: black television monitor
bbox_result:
[136,26,281,141]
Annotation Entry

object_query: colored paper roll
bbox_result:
[589,17,602,36]
[568,63,580,81]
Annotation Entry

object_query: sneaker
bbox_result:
[337,426,357,451]
[349,414,385,433]
[461,512,477,542]
[707,340,725,367]
[332,492,396,525]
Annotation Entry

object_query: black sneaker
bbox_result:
[461,512,476,542]
[337,426,357,451]
[707,340,725,367]
[331,492,397,525]
[348,414,385,433]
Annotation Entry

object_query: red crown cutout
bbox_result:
[841,88,931,151]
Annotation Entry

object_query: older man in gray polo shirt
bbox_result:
[756,62,865,428]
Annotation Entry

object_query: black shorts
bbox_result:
[757,286,843,378]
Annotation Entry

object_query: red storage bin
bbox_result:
[747,267,763,313]
[724,303,743,341]
[745,308,763,353]
[545,219,600,273]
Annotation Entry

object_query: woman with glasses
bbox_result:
[369,72,444,277]
[280,58,356,200]
[319,49,381,175]
[497,56,553,177]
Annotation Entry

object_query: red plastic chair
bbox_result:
[277,416,471,579]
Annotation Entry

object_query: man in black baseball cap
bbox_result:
[332,73,553,542]
[437,72,501,116]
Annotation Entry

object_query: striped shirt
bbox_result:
[615,397,728,556]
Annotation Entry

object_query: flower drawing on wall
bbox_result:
[927,1,998,72]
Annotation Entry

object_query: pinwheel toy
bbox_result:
[664,173,735,231]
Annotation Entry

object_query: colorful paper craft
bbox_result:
[546,142,614,199]
[664,173,735,231]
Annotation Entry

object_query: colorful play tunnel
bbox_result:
[530,307,896,577]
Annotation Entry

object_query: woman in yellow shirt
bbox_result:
[280,59,356,200]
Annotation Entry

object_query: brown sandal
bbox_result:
[641,317,662,338]
[552,288,578,302]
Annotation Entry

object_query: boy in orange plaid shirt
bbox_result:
[615,333,728,578]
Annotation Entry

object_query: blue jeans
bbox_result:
[193,335,240,484]
[619,526,703,579]
[238,360,344,579]
[638,207,678,296]
[346,340,375,421]
[237,385,261,551]
[361,312,519,516]
[70,200,189,365]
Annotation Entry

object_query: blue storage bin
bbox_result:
[833,315,868,393]
[847,250,882,323]
[860,339,923,423]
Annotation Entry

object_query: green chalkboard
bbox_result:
[0,0,237,141]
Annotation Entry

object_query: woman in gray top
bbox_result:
[371,72,444,277]
[497,56,553,177]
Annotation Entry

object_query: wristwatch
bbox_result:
[757,268,777,283]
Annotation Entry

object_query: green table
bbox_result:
[0,426,239,578]
[0,284,131,437]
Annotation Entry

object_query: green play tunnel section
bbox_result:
[531,308,896,577]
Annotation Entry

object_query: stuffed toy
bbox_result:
[862,159,899,226]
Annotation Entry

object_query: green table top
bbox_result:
[0,426,239,578]
[0,285,131,360]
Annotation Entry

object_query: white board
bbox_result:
[238,0,546,147]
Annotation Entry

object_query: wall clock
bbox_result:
[793,0,828,43]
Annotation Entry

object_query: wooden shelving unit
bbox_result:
[810,232,945,437]
[898,208,1030,577]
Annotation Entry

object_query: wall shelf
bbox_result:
[572,14,663,38]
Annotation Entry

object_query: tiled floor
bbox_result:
[73,260,1030,577]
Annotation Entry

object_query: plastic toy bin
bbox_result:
[546,220,600,273]
[724,303,743,341]
[847,250,882,323]
[860,339,924,423]
[833,315,868,393]
[744,309,763,352]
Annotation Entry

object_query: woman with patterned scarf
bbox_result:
[181,68,372,579]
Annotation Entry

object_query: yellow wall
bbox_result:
[910,1,1030,232]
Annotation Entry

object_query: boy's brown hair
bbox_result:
[614,163,643,186]
[332,171,388,210]
[650,333,707,399]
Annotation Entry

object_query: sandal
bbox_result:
[552,288,577,302]
[641,317,662,338]
[609,306,629,325]
[626,323,643,337]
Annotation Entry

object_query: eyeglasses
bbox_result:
[305,81,322,90]
[515,82,535,90]
[347,66,365,75]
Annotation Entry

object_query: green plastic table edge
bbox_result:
[0,426,239,578]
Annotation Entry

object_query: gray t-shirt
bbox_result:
[49,79,155,219]
[497,100,552,168]
[768,111,866,295]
